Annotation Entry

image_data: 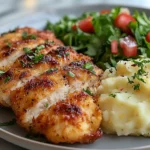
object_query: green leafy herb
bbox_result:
[132,73,146,83]
[23,47,33,54]
[29,34,37,39]
[46,68,57,73]
[4,76,11,83]
[33,54,44,64]
[44,103,49,108]
[109,93,116,98]
[67,71,75,77]
[128,77,134,84]
[0,70,5,75]
[133,83,140,90]
[21,44,46,67]
[6,42,12,48]
[83,62,93,70]
[0,119,16,127]
[65,52,70,56]
[22,31,28,39]
[83,88,93,96]
[45,40,55,44]
[35,45,45,53]
[82,62,95,74]
[22,31,37,40]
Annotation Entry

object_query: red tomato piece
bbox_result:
[72,24,77,30]
[78,16,94,33]
[111,40,118,54]
[120,36,137,57]
[146,32,150,42]
[100,9,110,14]
[114,13,136,34]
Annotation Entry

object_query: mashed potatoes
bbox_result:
[98,59,150,136]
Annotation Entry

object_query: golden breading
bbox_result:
[33,91,102,144]
[0,45,91,107]
[0,27,63,71]
[0,27,62,50]
[10,70,67,130]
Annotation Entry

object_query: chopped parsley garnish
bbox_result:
[44,103,49,108]
[0,70,5,75]
[133,83,140,90]
[83,62,93,70]
[132,73,146,83]
[6,42,12,48]
[45,40,55,44]
[22,31,28,39]
[4,76,11,83]
[46,68,57,73]
[22,31,37,40]
[35,45,45,53]
[33,54,44,63]
[128,60,149,86]
[0,119,16,127]
[67,71,75,77]
[127,77,134,84]
[21,44,46,67]
[83,88,93,96]
[65,52,70,56]
[29,34,37,39]
[109,93,116,98]
[82,62,95,74]
[23,47,32,54]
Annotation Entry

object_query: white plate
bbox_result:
[1,4,150,150]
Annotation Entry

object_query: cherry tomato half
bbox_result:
[114,13,136,34]
[72,16,94,33]
[120,36,137,57]
[78,16,94,33]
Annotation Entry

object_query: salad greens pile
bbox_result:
[45,7,150,70]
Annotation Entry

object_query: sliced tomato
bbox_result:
[100,9,110,14]
[114,13,136,34]
[78,16,94,33]
[146,32,150,42]
[111,40,118,54]
[120,36,137,57]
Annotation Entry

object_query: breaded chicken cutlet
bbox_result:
[0,27,103,144]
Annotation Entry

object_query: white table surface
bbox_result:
[0,0,150,149]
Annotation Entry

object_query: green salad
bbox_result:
[45,7,150,70]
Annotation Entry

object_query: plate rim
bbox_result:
[1,128,150,150]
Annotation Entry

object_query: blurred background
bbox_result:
[0,0,150,149]
[0,0,150,26]
[0,0,149,33]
